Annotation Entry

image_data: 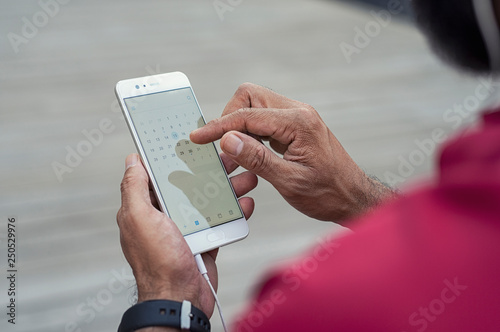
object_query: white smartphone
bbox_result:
[115,72,248,254]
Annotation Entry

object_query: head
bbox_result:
[412,0,500,74]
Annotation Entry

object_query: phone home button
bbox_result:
[207,230,225,242]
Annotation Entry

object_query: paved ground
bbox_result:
[0,0,485,331]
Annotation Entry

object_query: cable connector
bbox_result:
[195,254,208,275]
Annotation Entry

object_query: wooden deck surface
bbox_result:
[0,0,483,331]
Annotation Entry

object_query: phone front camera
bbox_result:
[135,85,140,89]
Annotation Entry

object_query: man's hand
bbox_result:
[191,83,397,223]
[116,153,256,321]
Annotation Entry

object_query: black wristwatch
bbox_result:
[118,299,210,332]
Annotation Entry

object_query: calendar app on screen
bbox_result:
[124,87,243,235]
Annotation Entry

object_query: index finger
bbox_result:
[190,107,300,145]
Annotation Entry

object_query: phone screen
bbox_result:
[124,87,243,235]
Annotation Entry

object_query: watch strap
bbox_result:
[118,299,210,332]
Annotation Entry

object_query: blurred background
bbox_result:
[0,0,484,331]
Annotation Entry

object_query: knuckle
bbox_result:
[120,169,140,195]
[234,82,254,99]
[116,206,132,233]
[116,208,135,233]
[116,208,123,226]
[247,144,270,173]
[120,176,132,196]
[238,82,256,92]
[228,108,253,128]
[296,106,316,119]
[293,107,322,129]
[235,107,252,116]
[116,201,147,232]
[116,198,131,226]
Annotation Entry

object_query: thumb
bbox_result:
[120,153,152,212]
[220,131,290,183]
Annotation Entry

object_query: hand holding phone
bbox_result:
[117,152,219,316]
[115,72,251,254]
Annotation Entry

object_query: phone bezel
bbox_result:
[115,71,248,254]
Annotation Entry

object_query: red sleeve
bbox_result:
[231,187,500,332]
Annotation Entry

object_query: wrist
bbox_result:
[136,278,201,308]
[335,171,398,223]
[354,174,398,215]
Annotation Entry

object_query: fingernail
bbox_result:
[223,134,244,156]
[125,154,138,170]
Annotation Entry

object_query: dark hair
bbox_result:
[412,0,491,73]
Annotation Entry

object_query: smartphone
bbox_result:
[115,72,248,254]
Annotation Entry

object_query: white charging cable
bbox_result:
[194,254,228,332]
